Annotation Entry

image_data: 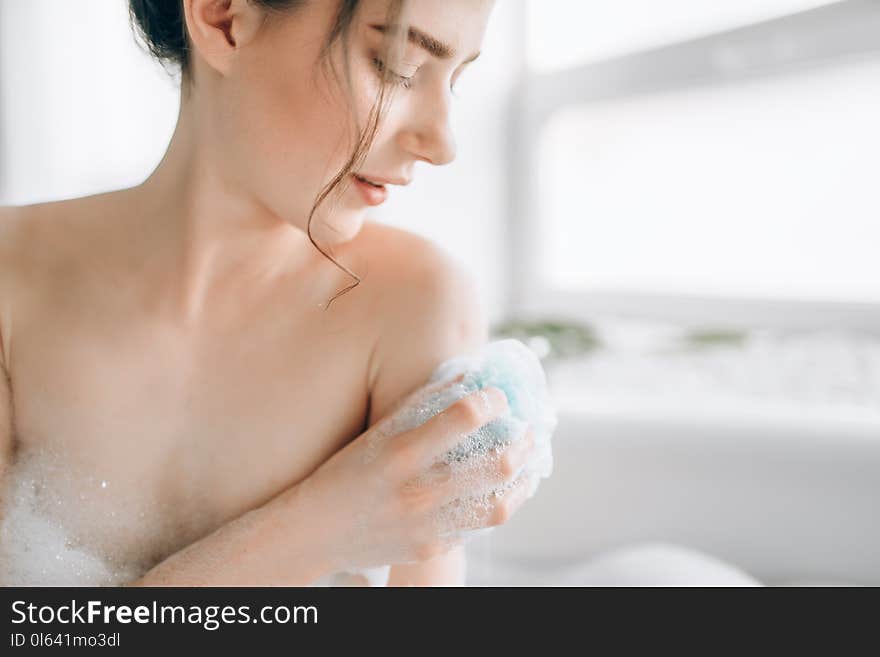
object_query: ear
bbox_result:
[182,0,266,76]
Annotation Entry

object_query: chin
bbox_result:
[311,211,365,246]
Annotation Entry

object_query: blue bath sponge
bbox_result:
[427,338,558,488]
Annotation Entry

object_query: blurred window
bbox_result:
[514,1,880,326]
[537,58,880,303]
[526,0,843,71]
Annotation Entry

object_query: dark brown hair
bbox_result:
[128,0,409,308]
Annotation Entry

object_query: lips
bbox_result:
[354,174,385,189]
[354,172,412,186]
[351,173,388,206]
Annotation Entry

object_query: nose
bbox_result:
[398,91,457,166]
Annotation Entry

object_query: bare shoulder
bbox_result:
[0,194,121,356]
[0,205,25,270]
[357,220,484,310]
[355,220,489,426]
[0,204,31,327]
[0,202,60,365]
[356,220,488,350]
[0,196,97,272]
[0,192,129,281]
[0,206,18,366]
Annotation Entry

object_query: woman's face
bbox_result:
[205,0,494,247]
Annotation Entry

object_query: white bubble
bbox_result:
[331,338,558,582]
[0,444,182,586]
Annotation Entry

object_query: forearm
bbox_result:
[127,484,335,587]
[386,545,467,587]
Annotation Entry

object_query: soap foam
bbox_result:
[0,443,189,587]
[1,339,557,587]
[328,338,558,584]
[0,444,147,586]
[393,337,556,511]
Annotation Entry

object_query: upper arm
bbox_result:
[0,208,17,488]
[0,323,12,529]
[364,231,488,586]
[366,234,489,429]
[0,338,11,482]
[0,355,10,538]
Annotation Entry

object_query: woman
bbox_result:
[0,0,539,586]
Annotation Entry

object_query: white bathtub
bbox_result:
[465,401,880,586]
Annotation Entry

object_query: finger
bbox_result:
[405,372,468,404]
[369,372,469,434]
[437,473,534,533]
[430,427,535,506]
[483,427,535,488]
[401,386,510,469]
[391,373,469,421]
[486,473,534,527]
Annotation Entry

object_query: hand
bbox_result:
[296,375,538,570]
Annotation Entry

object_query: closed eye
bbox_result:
[372,56,415,90]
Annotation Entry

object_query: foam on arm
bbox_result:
[367,240,489,587]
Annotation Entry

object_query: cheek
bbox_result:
[230,60,361,199]
[277,72,356,177]
[224,40,390,233]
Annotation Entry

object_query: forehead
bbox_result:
[358,0,494,62]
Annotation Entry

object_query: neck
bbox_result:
[130,94,315,324]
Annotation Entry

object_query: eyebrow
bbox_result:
[369,24,481,64]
